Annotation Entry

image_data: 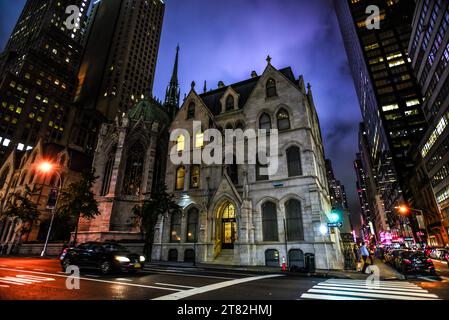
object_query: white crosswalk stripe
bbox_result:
[300,279,440,300]
[0,274,55,287]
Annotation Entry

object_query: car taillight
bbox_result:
[403,259,411,264]
[427,258,432,263]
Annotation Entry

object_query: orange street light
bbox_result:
[395,205,410,215]
[37,161,54,174]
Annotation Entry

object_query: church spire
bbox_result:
[164,45,180,119]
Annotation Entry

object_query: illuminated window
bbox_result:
[190,165,200,189]
[389,59,405,67]
[382,104,399,112]
[277,108,290,131]
[177,135,185,152]
[175,166,185,191]
[170,212,181,242]
[195,131,203,148]
[406,99,420,107]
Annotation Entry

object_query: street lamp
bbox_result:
[37,161,62,257]
[395,205,427,245]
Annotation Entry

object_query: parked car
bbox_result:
[429,248,447,260]
[393,251,435,275]
[384,249,407,265]
[60,242,145,274]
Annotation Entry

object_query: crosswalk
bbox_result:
[0,274,55,288]
[300,279,440,300]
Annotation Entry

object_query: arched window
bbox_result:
[288,249,305,269]
[235,121,245,130]
[0,169,9,190]
[28,171,35,185]
[195,131,204,148]
[186,207,199,242]
[101,145,116,196]
[262,201,278,241]
[225,95,234,111]
[122,143,144,195]
[265,249,280,267]
[259,113,271,130]
[266,78,277,98]
[277,108,290,131]
[170,212,181,242]
[49,174,58,187]
[184,249,195,262]
[226,156,238,185]
[175,166,185,190]
[285,199,304,241]
[256,156,268,181]
[286,146,302,177]
[177,135,185,152]
[187,102,195,119]
[225,123,233,130]
[168,249,178,261]
[190,165,200,189]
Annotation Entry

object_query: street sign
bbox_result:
[327,222,343,228]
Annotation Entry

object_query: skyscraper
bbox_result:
[0,0,91,162]
[409,0,449,245]
[335,0,428,239]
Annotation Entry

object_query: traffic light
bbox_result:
[329,207,343,223]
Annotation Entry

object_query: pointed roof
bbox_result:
[128,98,169,124]
[170,44,179,86]
[199,67,297,115]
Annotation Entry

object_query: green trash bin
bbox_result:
[304,253,316,273]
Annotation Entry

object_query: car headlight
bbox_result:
[115,256,131,263]
[139,256,146,262]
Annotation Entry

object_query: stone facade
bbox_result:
[155,61,344,269]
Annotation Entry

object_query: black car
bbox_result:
[393,251,435,275]
[60,242,145,274]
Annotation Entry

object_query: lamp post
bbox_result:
[37,161,62,257]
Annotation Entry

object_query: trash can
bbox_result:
[304,253,316,273]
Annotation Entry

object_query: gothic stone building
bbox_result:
[154,61,344,269]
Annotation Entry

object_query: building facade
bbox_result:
[336,0,429,241]
[0,0,91,163]
[154,60,343,269]
[409,0,449,245]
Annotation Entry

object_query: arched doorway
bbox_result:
[215,202,237,250]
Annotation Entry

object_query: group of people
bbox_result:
[353,242,374,273]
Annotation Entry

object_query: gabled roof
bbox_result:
[199,67,297,115]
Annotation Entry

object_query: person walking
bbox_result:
[360,242,370,273]
[353,244,361,271]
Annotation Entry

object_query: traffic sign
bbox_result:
[327,222,343,228]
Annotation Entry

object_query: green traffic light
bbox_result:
[329,208,342,223]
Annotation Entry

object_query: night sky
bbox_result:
[0,0,363,231]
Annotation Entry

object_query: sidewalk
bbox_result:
[146,258,404,280]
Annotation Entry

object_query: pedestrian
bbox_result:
[360,242,370,273]
[353,244,361,271]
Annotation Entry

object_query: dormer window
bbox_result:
[187,102,195,119]
[266,78,277,98]
[225,95,234,112]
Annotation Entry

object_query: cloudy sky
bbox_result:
[0,0,363,230]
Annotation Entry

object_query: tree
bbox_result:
[1,185,41,243]
[133,183,181,261]
[57,169,100,246]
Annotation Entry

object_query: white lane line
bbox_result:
[116,278,133,282]
[2,276,38,284]
[153,274,283,300]
[143,268,234,280]
[0,279,25,286]
[418,276,438,282]
[155,282,196,289]
[0,267,181,292]
[325,279,420,287]
[307,288,439,300]
[301,293,373,300]
[0,284,9,288]
[317,283,427,293]
[313,285,438,298]
[84,274,100,278]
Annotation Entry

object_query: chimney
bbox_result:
[251,71,258,78]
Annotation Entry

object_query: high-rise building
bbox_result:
[409,0,449,245]
[325,159,349,210]
[0,0,91,162]
[74,0,165,120]
[335,0,428,239]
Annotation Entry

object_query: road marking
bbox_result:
[155,282,196,289]
[0,284,9,288]
[84,274,100,278]
[153,274,283,300]
[300,279,440,300]
[143,268,234,280]
[0,265,7,267]
[0,279,25,286]
[33,269,45,271]
[0,274,56,286]
[116,278,133,282]
[0,267,182,292]
[418,276,438,282]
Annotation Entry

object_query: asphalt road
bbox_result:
[0,257,449,301]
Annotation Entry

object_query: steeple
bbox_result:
[164,45,180,119]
